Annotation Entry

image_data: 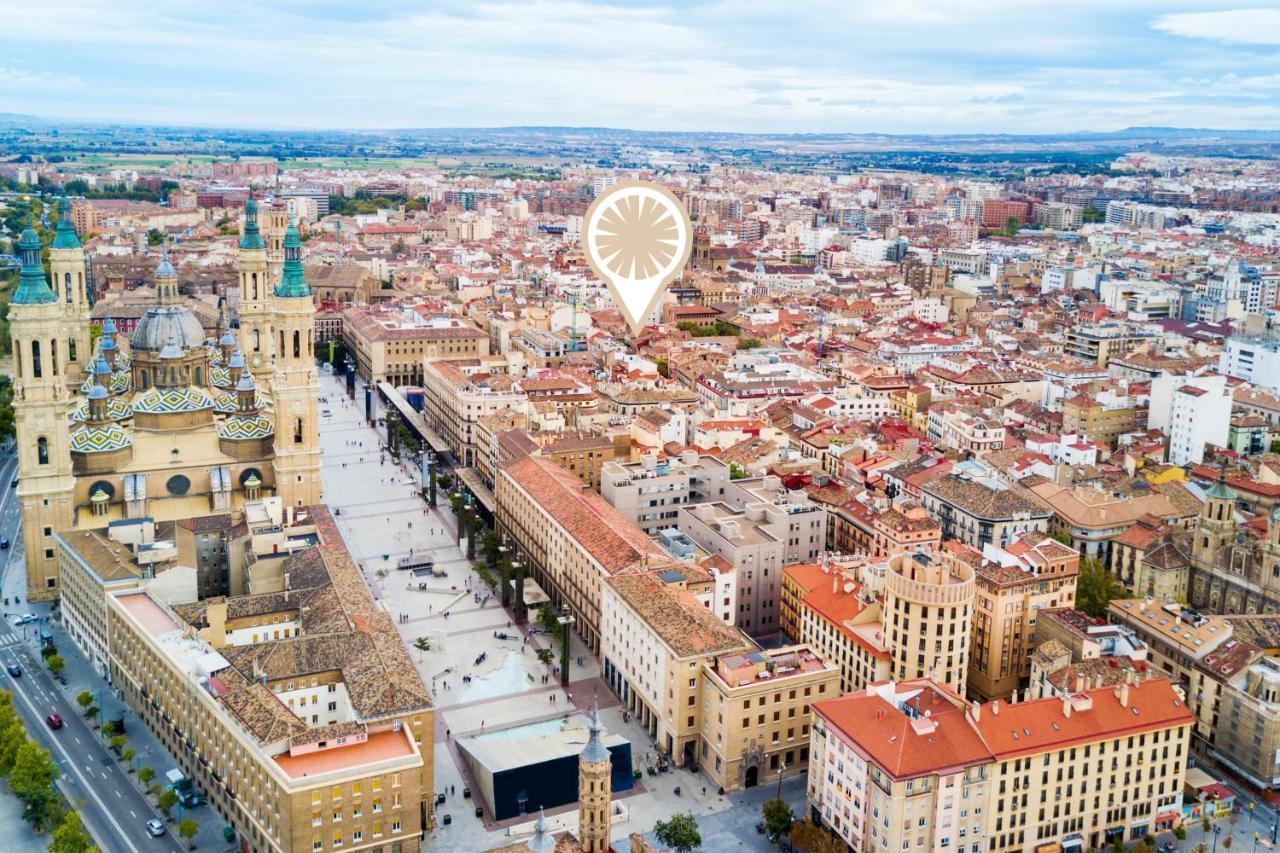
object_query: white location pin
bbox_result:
[583,181,693,335]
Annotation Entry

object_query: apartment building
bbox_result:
[699,645,839,793]
[496,454,674,653]
[884,551,975,693]
[921,473,1051,550]
[342,305,489,386]
[1063,324,1156,368]
[76,506,434,853]
[951,533,1080,701]
[809,680,994,853]
[601,452,731,536]
[1148,373,1231,467]
[600,572,752,768]
[420,358,526,467]
[810,677,1193,853]
[677,477,827,636]
[1106,597,1280,787]
[781,561,892,693]
[1062,390,1138,450]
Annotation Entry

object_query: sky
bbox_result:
[3,1,1280,134]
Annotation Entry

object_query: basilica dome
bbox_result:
[130,306,207,353]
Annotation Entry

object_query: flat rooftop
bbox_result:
[274,728,417,781]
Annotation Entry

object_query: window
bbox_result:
[31,340,42,378]
[37,437,48,465]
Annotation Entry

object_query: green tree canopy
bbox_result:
[9,739,59,831]
[49,810,97,853]
[654,812,702,852]
[1076,556,1124,617]
[762,798,793,838]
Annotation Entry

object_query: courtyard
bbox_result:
[317,371,788,851]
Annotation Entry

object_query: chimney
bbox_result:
[1062,694,1072,718]
[991,699,1000,717]
[832,574,838,595]
[1117,682,1130,708]
[970,700,981,723]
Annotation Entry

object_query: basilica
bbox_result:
[9,199,321,601]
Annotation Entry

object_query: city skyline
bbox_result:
[4,1,1280,133]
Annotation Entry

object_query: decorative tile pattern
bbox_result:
[70,423,133,453]
[131,386,215,414]
[69,398,133,423]
[218,414,274,440]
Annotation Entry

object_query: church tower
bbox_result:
[1193,467,1236,571]
[9,226,76,601]
[236,199,274,383]
[270,220,322,507]
[577,703,613,853]
[49,197,90,387]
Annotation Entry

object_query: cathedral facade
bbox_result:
[9,199,321,601]
[1188,472,1280,615]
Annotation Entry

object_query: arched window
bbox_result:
[293,330,301,359]
[294,418,303,444]
[68,338,77,363]
[195,367,202,385]
[251,273,258,301]
[51,340,58,376]
[31,340,42,379]
[252,329,260,352]
[64,272,72,303]
[37,437,48,465]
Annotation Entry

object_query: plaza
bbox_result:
[317,370,784,851]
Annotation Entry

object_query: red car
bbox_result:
[45,713,62,730]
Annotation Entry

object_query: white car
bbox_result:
[146,818,166,837]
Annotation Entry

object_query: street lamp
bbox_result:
[1214,823,1222,853]
[776,760,788,801]
[497,537,511,607]
[556,605,575,689]
[424,450,438,508]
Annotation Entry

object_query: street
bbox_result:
[0,448,185,853]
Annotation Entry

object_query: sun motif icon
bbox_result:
[584,181,693,335]
[591,190,681,280]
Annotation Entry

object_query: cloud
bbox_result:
[1152,9,1280,46]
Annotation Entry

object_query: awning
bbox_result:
[455,467,496,512]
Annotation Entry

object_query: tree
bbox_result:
[413,637,431,660]
[46,654,64,676]
[1076,557,1124,617]
[728,462,747,480]
[738,338,762,350]
[1222,836,1233,850]
[762,798,793,838]
[84,705,99,724]
[108,734,126,755]
[121,747,136,770]
[1174,827,1187,840]
[654,812,702,852]
[138,766,156,786]
[536,648,554,665]
[1081,206,1105,223]
[1002,216,1021,237]
[49,810,97,853]
[0,695,23,778]
[75,691,94,714]
[537,603,559,635]
[157,788,178,817]
[146,228,165,246]
[179,817,199,848]
[9,739,59,831]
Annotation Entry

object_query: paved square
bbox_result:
[318,372,779,851]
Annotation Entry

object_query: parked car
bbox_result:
[14,613,37,625]
[45,713,62,730]
[146,819,166,837]
[0,538,10,549]
[5,664,21,677]
[9,477,17,488]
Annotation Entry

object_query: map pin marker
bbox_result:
[584,181,693,336]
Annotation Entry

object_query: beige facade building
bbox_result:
[600,452,732,536]
[497,455,674,653]
[60,504,433,853]
[884,550,975,693]
[421,358,525,467]
[810,677,1193,853]
[953,533,1079,700]
[343,305,489,387]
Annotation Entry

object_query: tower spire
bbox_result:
[276,219,310,298]
[51,196,81,250]
[12,227,56,305]
[240,197,265,250]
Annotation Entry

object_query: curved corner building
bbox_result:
[884,550,975,693]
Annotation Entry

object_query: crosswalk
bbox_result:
[0,632,26,649]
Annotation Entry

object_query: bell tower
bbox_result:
[270,220,322,507]
[236,199,275,383]
[577,703,613,853]
[49,197,90,387]
[1193,467,1236,571]
[9,226,75,601]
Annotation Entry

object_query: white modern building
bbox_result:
[1148,373,1231,465]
